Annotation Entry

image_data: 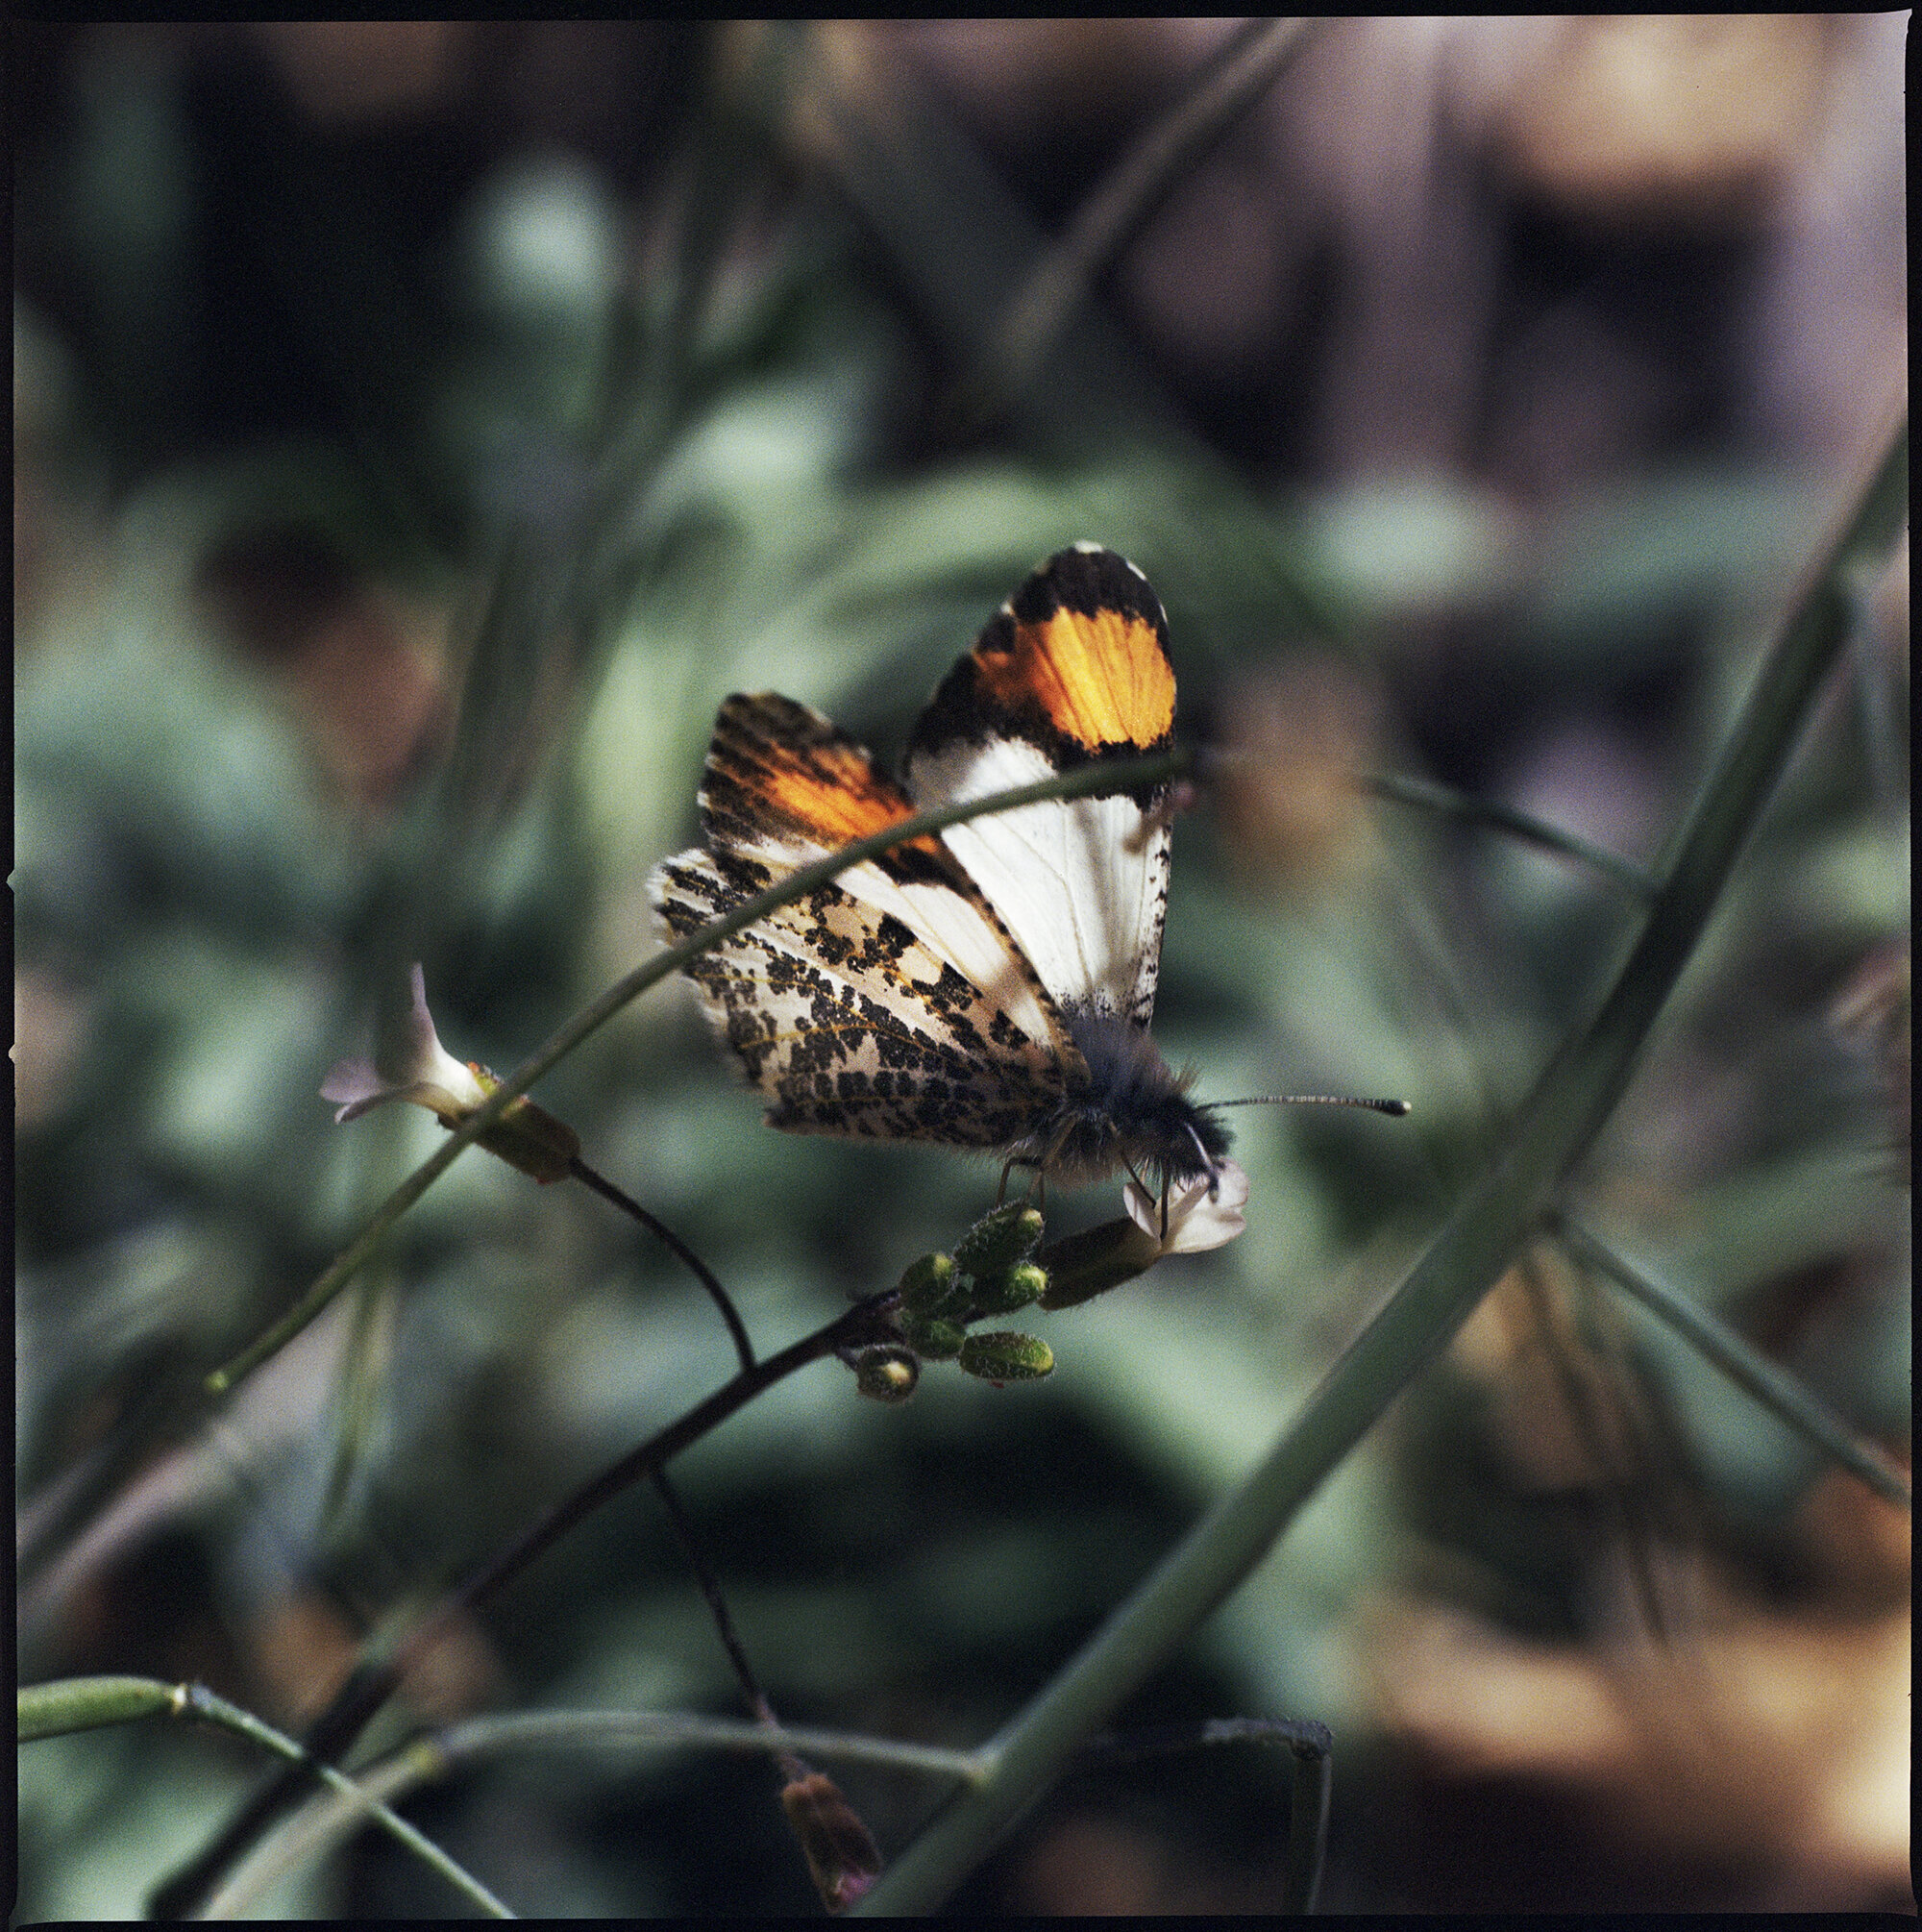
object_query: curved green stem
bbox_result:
[19,1677,510,1919]
[19,1675,183,1740]
[1552,1211,1911,1510]
[1364,770,1658,899]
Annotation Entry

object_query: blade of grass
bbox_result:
[432,1708,988,1782]
[204,1711,985,1920]
[854,416,1907,1914]
[794,22,1191,454]
[322,1265,392,1527]
[1552,1211,1910,1510]
[967,19,1317,424]
[1363,769,1658,899]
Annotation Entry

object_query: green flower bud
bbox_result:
[969,1258,1047,1317]
[898,1251,962,1317]
[899,1314,966,1361]
[952,1203,1045,1280]
[957,1330,1054,1383]
[1035,1218,1161,1309]
[852,1347,919,1403]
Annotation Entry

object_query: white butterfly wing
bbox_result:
[906,545,1175,1028]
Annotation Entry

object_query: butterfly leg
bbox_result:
[996,1159,1047,1210]
[1181,1121,1222,1199]
[1122,1159,1166,1240]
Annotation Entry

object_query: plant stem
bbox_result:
[1552,1211,1911,1510]
[965,19,1317,425]
[205,1707,986,1916]
[19,1677,510,1918]
[1080,1715,1331,1911]
[570,1155,755,1372]
[148,1288,900,1920]
[649,1468,798,1765]
[1363,770,1658,899]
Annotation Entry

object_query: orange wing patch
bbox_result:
[908,544,1177,768]
[699,694,943,860]
[974,606,1175,752]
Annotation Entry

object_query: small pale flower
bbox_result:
[321,964,489,1127]
[322,964,579,1182]
[1123,1159,1250,1256]
[1036,1161,1250,1312]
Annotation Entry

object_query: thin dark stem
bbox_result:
[456,1289,897,1622]
[1078,1715,1330,1765]
[1550,1210,1912,1509]
[1513,1251,1676,1647]
[1281,1721,1332,1915]
[566,1160,770,1709]
[148,1288,899,1920]
[650,1469,767,1717]
[650,1469,807,1784]
[570,1155,755,1373]
[1076,1717,1331,1913]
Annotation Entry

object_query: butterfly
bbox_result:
[650,543,1232,1196]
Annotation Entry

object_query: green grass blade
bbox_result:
[973,20,1317,419]
[18,1675,181,1740]
[853,417,1906,1914]
[19,1677,512,1918]
[1364,769,1658,899]
[1553,1212,1910,1510]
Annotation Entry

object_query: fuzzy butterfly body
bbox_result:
[649,544,1230,1189]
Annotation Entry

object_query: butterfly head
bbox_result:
[1017,1008,1232,1191]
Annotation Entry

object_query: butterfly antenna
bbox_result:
[1214,1094,1411,1117]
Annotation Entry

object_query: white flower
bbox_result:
[323,964,580,1183]
[321,963,488,1127]
[1122,1159,1250,1255]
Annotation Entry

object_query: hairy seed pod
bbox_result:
[953,1203,1045,1280]
[958,1330,1054,1383]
